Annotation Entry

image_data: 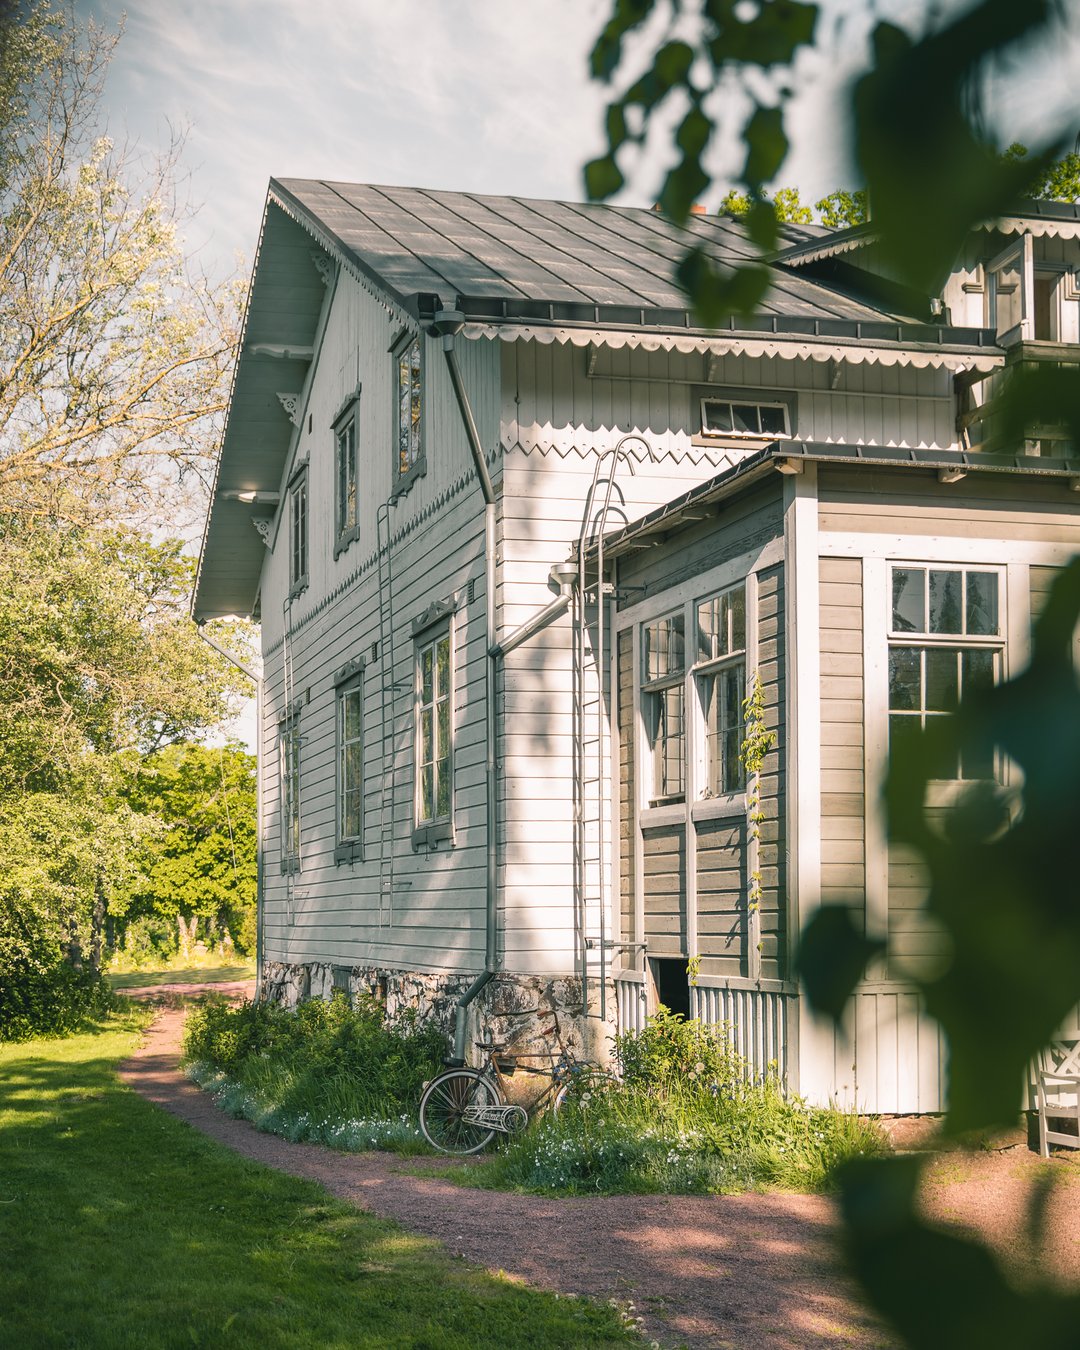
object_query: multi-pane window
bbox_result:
[335,414,359,549]
[642,614,685,803]
[337,680,363,851]
[280,712,301,869]
[888,566,1002,780]
[416,629,451,826]
[700,398,790,440]
[288,469,308,594]
[694,586,746,797]
[395,334,423,481]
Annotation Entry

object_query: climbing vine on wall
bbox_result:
[741,673,775,919]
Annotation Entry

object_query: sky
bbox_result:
[74,0,1080,280]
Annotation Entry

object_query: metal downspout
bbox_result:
[437,314,498,1060]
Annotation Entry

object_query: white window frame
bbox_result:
[986,235,1033,344]
[393,330,424,493]
[886,562,1006,784]
[413,620,454,846]
[287,466,308,597]
[641,612,686,806]
[699,396,792,441]
[335,661,364,863]
[279,708,301,873]
[692,582,748,802]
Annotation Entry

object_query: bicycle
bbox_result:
[418,1034,615,1154]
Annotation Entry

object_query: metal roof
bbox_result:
[594,442,1080,562]
[271,179,904,327]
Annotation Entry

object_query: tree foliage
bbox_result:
[0,6,253,1033]
[0,1,241,525]
[114,744,257,958]
[589,1,1080,1344]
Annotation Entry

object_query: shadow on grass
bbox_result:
[108,963,256,990]
[0,1019,634,1349]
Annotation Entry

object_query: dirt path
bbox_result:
[117,993,1080,1349]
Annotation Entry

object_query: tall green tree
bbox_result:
[114,744,257,960]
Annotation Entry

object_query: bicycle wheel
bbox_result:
[419,1069,500,1154]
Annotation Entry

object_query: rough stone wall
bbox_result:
[260,960,617,1098]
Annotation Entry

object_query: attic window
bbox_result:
[700,398,790,440]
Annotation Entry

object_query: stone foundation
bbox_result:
[260,960,617,1092]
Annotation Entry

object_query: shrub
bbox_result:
[182,991,446,1150]
[476,1009,886,1196]
[0,910,120,1041]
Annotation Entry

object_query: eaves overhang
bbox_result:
[193,195,331,622]
[592,441,1080,562]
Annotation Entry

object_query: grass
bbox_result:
[456,1079,886,1196]
[108,960,256,990]
[0,1011,637,1348]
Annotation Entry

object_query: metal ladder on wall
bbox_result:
[282,593,297,929]
[376,502,397,929]
[573,436,647,1022]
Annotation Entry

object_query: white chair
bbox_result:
[1036,1040,1080,1157]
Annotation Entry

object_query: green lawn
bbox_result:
[108,961,256,990]
[0,1011,635,1348]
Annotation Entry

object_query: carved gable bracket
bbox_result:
[276,392,301,426]
[252,517,274,548]
[311,251,336,286]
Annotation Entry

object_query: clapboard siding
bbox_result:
[696,818,746,976]
[819,557,865,914]
[755,563,787,980]
[642,825,686,956]
[617,629,636,964]
[616,482,785,598]
[819,466,1080,547]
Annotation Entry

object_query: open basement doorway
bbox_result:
[649,957,691,1019]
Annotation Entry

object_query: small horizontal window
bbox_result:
[700,398,790,440]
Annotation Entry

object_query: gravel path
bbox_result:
[116,990,1080,1349]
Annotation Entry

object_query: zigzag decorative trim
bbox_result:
[504,437,733,469]
[265,461,488,656]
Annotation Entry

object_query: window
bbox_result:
[280,710,301,870]
[642,613,686,804]
[335,411,360,553]
[986,236,1032,343]
[888,566,1002,780]
[336,673,363,861]
[288,468,308,595]
[415,627,452,840]
[395,332,423,486]
[700,397,790,441]
[694,586,746,798]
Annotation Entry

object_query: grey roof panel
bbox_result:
[271,178,902,324]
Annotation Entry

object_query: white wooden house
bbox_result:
[194,183,1080,1112]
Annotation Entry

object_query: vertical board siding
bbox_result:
[827,990,946,1113]
[616,971,647,1035]
[690,982,790,1083]
[819,557,865,912]
[642,825,687,956]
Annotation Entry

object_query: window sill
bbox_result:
[333,526,362,560]
[690,795,745,823]
[280,857,300,875]
[413,817,453,849]
[641,802,685,828]
[391,457,426,501]
[334,841,363,865]
[287,579,308,602]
